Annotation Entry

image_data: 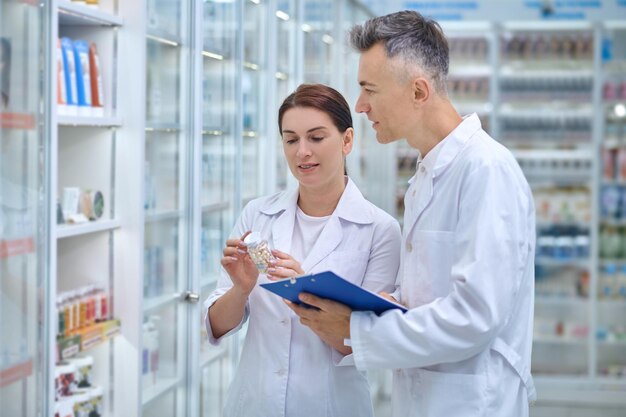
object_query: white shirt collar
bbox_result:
[260,176,373,224]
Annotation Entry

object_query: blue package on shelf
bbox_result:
[60,38,78,108]
[260,270,407,316]
[73,40,92,113]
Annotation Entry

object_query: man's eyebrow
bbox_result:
[282,126,327,134]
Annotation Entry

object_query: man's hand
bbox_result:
[285,293,353,355]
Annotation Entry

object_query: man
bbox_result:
[287,10,536,417]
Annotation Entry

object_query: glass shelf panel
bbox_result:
[0,1,44,416]
[146,41,182,126]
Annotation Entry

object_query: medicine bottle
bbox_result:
[244,232,276,274]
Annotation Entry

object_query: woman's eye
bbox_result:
[310,137,324,142]
[285,138,298,144]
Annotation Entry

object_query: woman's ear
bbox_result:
[342,127,354,155]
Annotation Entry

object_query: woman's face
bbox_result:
[281,106,353,191]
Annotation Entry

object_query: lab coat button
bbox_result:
[275,369,286,376]
[412,189,416,197]
[406,242,413,252]
[420,166,425,173]
[280,318,288,325]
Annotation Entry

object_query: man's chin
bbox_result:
[376,134,395,144]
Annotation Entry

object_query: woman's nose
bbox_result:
[296,142,311,158]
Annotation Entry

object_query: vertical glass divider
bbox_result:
[589,22,603,380]
[229,0,245,370]
[187,1,204,416]
[43,1,57,415]
[265,0,278,196]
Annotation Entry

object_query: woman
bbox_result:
[203,84,401,417]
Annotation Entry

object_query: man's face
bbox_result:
[355,43,413,144]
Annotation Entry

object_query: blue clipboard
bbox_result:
[260,270,407,316]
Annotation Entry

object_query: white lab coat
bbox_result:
[350,114,536,417]
[204,178,401,417]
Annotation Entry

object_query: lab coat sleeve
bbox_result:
[203,202,257,345]
[360,215,402,294]
[351,159,534,370]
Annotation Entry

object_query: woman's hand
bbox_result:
[221,231,259,296]
[266,249,305,281]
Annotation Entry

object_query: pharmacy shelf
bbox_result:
[535,257,590,268]
[202,129,227,136]
[56,219,121,239]
[58,115,122,127]
[145,210,182,223]
[499,107,593,119]
[598,299,626,308]
[57,0,123,27]
[146,31,183,48]
[513,149,593,162]
[200,345,227,368]
[534,376,626,406]
[536,220,591,229]
[145,123,182,133]
[0,237,35,259]
[201,202,229,213]
[533,336,588,346]
[0,358,34,389]
[535,296,589,307]
[455,103,493,115]
[597,340,626,347]
[448,66,491,77]
[499,68,594,79]
[143,293,180,315]
[200,275,219,291]
[502,21,592,32]
[57,319,122,361]
[142,377,180,407]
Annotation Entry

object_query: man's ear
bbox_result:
[412,77,430,105]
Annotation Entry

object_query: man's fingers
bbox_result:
[298,293,350,315]
[378,291,398,303]
[284,299,318,318]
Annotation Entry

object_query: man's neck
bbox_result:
[406,98,463,158]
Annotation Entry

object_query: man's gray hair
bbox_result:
[349,10,449,94]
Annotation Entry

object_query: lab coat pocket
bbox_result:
[413,369,487,417]
[405,231,454,306]
[327,250,369,285]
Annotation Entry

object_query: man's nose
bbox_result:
[355,94,369,113]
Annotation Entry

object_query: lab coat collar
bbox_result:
[260,177,372,273]
[260,177,373,225]
[403,113,481,236]
[430,112,481,178]
[406,113,480,185]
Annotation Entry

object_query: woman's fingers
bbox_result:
[270,250,304,275]
[221,256,239,266]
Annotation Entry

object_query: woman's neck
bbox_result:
[298,177,347,217]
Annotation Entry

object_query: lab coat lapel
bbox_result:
[271,208,295,254]
[403,177,434,238]
[267,190,298,253]
[300,215,342,273]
